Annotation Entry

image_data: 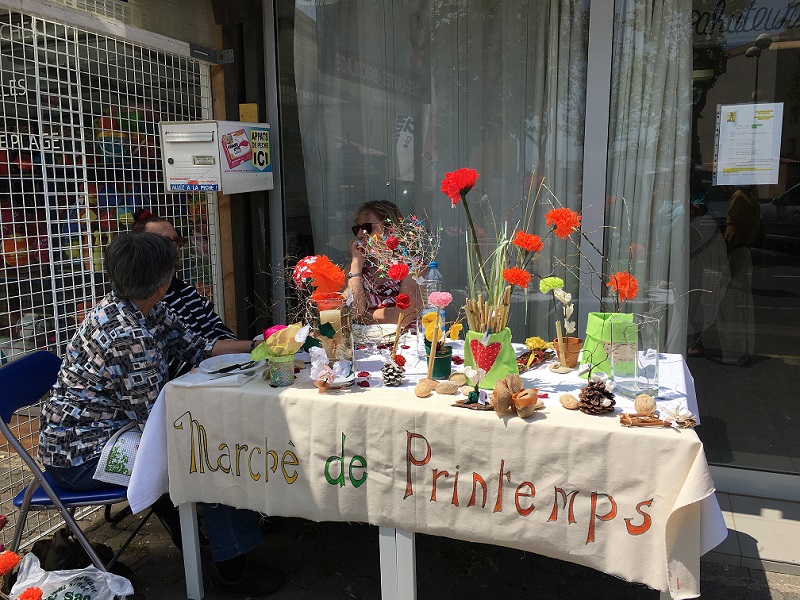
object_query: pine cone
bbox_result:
[578,380,616,414]
[381,362,404,387]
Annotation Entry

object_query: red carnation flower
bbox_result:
[393,354,406,367]
[388,263,410,282]
[440,168,479,205]
[385,236,399,250]
[545,207,581,239]
[512,231,543,253]
[607,271,639,302]
[502,267,531,289]
[395,293,411,310]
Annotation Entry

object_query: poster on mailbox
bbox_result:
[219,121,272,175]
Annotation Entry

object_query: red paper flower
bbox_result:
[512,231,543,253]
[502,267,531,289]
[545,207,582,239]
[292,256,316,287]
[607,271,639,302]
[0,550,21,576]
[385,236,399,250]
[395,293,411,310]
[388,262,410,282]
[393,354,406,367]
[18,588,43,600]
[440,168,479,205]
[307,255,345,293]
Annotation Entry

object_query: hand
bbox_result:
[349,240,366,273]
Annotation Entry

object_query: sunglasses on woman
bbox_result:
[351,223,374,236]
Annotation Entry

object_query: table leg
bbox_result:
[395,529,417,600]
[378,527,398,600]
[179,502,204,599]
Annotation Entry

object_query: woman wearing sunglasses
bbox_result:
[347,200,420,326]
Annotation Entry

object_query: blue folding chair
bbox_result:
[0,350,152,570]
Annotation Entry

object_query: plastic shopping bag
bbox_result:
[10,553,134,600]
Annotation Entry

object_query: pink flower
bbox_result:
[263,324,287,340]
[427,291,453,308]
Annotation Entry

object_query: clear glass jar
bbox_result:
[310,292,355,377]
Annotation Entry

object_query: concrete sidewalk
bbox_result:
[77,503,800,600]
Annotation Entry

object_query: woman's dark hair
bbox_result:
[131,208,166,234]
[353,200,403,227]
[105,232,177,300]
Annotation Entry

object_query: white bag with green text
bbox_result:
[10,553,134,600]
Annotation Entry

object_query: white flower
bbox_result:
[553,288,572,305]
[564,320,576,334]
[295,324,311,343]
[564,304,574,320]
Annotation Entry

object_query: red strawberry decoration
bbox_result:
[469,340,502,372]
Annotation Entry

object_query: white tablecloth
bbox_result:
[129,346,725,598]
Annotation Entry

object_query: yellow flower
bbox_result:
[448,323,463,341]
[525,336,553,351]
[422,312,438,326]
[424,323,436,342]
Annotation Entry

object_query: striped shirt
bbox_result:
[362,268,401,309]
[162,277,236,378]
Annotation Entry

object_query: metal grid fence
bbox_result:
[0,8,218,548]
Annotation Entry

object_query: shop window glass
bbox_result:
[687,0,800,474]
[278,0,590,338]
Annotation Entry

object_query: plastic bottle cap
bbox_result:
[429,262,438,268]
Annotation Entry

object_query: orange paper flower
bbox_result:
[512,231,543,253]
[18,588,43,600]
[440,168,479,205]
[502,267,531,289]
[0,550,21,576]
[545,207,581,239]
[607,271,639,302]
[307,255,345,294]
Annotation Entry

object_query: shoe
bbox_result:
[210,562,286,597]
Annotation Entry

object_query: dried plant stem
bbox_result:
[555,320,567,368]
[391,313,404,359]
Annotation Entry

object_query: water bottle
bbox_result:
[417,262,445,357]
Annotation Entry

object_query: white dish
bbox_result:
[330,373,356,388]
[198,353,266,376]
[353,323,398,343]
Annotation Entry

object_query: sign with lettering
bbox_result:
[714,102,783,185]
[164,379,722,597]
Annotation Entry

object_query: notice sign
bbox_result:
[250,128,271,172]
[714,102,783,186]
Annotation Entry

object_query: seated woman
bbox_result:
[132,209,236,377]
[347,200,420,326]
[38,232,283,598]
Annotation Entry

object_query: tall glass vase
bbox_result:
[609,314,661,398]
[310,292,355,379]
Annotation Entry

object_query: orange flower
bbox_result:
[607,271,638,302]
[440,168,479,205]
[18,588,43,600]
[0,550,21,576]
[307,255,345,294]
[512,231,543,253]
[502,267,531,289]
[545,207,581,238]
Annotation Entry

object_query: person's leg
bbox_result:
[45,457,118,491]
[203,504,285,597]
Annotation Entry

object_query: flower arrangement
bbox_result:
[442,167,641,333]
[357,214,440,288]
[425,291,456,378]
[539,276,574,335]
[251,322,309,360]
[0,514,43,600]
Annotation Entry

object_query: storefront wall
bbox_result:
[0,0,225,547]
[271,0,800,495]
